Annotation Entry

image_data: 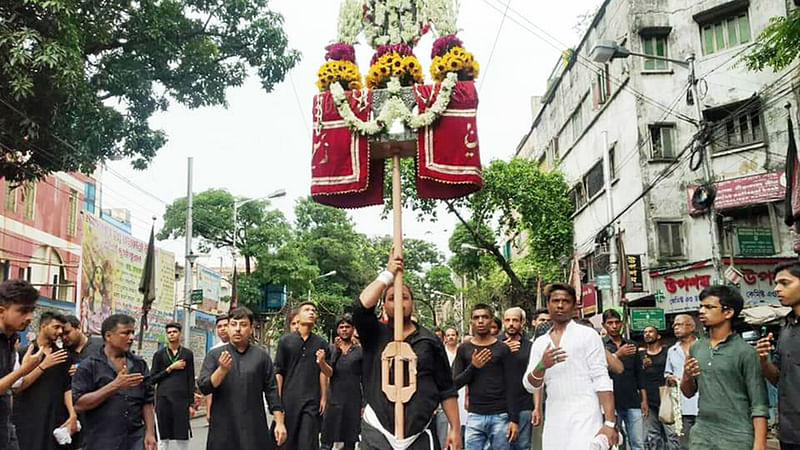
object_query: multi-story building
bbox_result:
[515,0,799,318]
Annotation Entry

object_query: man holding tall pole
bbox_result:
[354,251,461,449]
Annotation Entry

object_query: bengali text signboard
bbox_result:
[630,308,666,331]
[735,227,775,256]
[687,171,785,215]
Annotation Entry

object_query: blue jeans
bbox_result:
[510,410,531,450]
[618,408,644,450]
[465,412,509,450]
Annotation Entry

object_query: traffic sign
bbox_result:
[190,289,203,304]
[630,308,666,331]
[597,275,612,290]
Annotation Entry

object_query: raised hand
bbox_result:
[40,348,69,370]
[470,348,492,369]
[755,333,773,361]
[315,349,326,365]
[111,365,144,390]
[168,359,186,372]
[503,339,521,353]
[615,343,636,359]
[540,344,567,369]
[218,351,233,372]
[19,345,44,374]
[684,357,701,378]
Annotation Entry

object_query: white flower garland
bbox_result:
[329,72,457,136]
[337,0,363,45]
[420,0,459,36]
[363,0,425,48]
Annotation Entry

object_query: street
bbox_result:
[188,417,208,450]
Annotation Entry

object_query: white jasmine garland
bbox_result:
[337,0,363,45]
[329,73,458,136]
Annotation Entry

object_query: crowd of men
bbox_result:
[0,257,797,450]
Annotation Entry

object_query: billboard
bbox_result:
[80,215,175,358]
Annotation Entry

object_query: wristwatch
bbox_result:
[603,420,616,429]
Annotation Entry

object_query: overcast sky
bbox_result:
[102,0,600,264]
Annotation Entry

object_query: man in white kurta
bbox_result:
[523,284,617,450]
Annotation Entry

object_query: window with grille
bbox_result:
[704,101,763,152]
[701,12,751,55]
[650,124,676,159]
[609,145,617,180]
[657,221,685,257]
[571,104,584,142]
[642,36,669,71]
[585,161,605,199]
[67,189,79,236]
[21,182,36,220]
[4,184,17,212]
[83,182,96,214]
[569,183,587,213]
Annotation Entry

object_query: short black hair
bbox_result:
[533,309,549,320]
[229,307,255,325]
[493,317,502,329]
[471,303,493,316]
[546,283,576,303]
[64,315,81,329]
[602,309,622,323]
[773,261,800,279]
[381,283,415,300]
[0,279,38,307]
[699,285,744,321]
[433,327,443,334]
[335,314,353,327]
[101,314,136,341]
[39,311,66,328]
[643,325,660,335]
[296,301,317,311]
[444,326,458,335]
[215,313,229,324]
[165,322,182,332]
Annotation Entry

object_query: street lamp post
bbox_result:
[231,188,286,277]
[308,270,337,302]
[590,41,723,282]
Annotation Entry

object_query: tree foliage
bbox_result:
[0,0,300,181]
[745,8,800,72]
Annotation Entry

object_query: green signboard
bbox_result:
[190,289,203,304]
[597,275,612,290]
[630,308,666,331]
[735,227,774,256]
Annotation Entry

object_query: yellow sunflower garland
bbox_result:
[366,51,424,89]
[316,60,363,92]
[430,46,479,82]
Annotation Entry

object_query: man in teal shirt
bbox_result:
[681,285,768,450]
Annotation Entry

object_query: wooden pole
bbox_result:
[391,154,405,439]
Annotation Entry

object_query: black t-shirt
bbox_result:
[603,337,646,410]
[452,339,521,423]
[642,347,668,409]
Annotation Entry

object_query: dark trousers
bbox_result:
[781,443,800,450]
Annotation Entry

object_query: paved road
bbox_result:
[188,417,209,450]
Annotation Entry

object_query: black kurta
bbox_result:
[352,299,457,449]
[12,343,71,450]
[150,346,194,441]
[321,344,363,444]
[275,332,329,450]
[198,343,282,450]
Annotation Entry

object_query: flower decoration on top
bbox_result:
[316,43,363,92]
[365,44,424,89]
[430,34,479,82]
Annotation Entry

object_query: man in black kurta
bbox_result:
[275,301,331,450]
[12,312,76,450]
[150,322,194,449]
[355,256,462,450]
[321,316,363,450]
[198,307,285,450]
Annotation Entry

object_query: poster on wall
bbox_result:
[80,215,176,357]
[649,258,790,314]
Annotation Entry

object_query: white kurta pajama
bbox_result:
[523,320,614,450]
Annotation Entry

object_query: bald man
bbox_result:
[663,314,698,450]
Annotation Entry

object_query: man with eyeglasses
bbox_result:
[681,286,768,450]
[664,314,699,449]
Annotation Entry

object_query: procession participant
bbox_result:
[72,314,157,450]
[453,304,519,450]
[437,327,466,448]
[664,315,698,449]
[354,253,461,450]
[503,307,533,450]
[757,261,800,450]
[523,283,617,449]
[205,313,229,422]
[490,317,501,337]
[320,316,363,450]
[12,311,76,450]
[603,309,647,450]
[681,286,768,450]
[434,327,445,342]
[63,315,103,375]
[275,301,331,450]
[0,279,43,449]
[641,326,669,450]
[198,307,286,450]
[150,322,195,450]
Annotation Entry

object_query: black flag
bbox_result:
[137,223,157,350]
[785,114,798,226]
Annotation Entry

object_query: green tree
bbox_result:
[369,235,443,273]
[158,189,290,273]
[744,8,800,71]
[0,0,299,182]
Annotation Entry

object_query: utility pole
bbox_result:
[602,131,620,308]
[183,157,193,347]
[688,55,723,281]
